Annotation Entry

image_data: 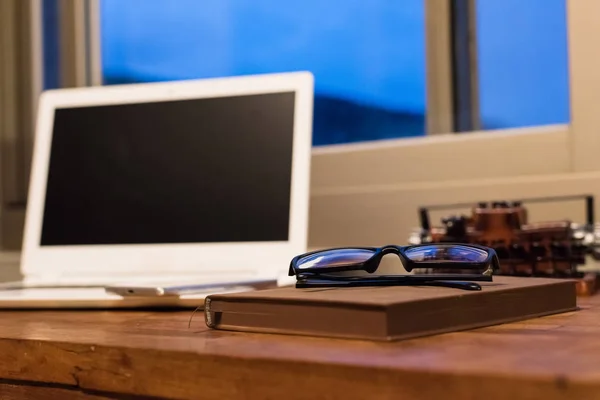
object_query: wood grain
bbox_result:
[0,381,115,400]
[0,379,166,399]
[0,296,599,399]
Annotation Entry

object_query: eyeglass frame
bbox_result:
[288,243,499,279]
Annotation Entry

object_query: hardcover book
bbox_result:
[204,276,577,341]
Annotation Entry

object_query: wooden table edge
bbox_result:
[0,335,598,400]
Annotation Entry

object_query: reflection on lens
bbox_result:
[296,248,375,270]
[405,244,488,263]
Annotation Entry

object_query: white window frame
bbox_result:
[309,0,600,247]
[58,0,103,87]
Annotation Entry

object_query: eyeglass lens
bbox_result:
[405,244,488,263]
[296,248,376,270]
[296,244,488,270]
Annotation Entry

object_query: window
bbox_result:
[100,0,426,146]
[4,0,599,250]
[42,0,60,90]
[476,0,569,130]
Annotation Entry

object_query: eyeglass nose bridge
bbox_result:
[379,245,402,254]
[369,246,413,273]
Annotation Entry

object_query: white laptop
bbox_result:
[0,71,314,308]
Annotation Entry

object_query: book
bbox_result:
[204,276,577,341]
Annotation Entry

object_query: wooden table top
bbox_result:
[1,296,600,400]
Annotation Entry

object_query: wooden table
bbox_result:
[1,297,600,400]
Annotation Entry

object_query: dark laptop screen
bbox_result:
[40,91,296,246]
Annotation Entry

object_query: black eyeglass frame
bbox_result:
[288,243,499,279]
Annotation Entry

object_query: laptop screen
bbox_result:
[40,92,296,246]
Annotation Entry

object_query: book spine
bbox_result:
[204,297,215,328]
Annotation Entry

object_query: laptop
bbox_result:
[0,71,314,308]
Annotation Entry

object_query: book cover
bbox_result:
[204,276,577,341]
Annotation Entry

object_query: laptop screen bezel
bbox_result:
[21,72,313,281]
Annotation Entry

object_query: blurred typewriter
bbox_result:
[409,195,600,295]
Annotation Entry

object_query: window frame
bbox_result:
[58,0,102,87]
[308,0,600,247]
[312,0,587,187]
[0,0,42,250]
[427,0,481,133]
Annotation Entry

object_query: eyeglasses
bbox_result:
[288,243,499,291]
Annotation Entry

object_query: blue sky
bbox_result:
[101,0,569,131]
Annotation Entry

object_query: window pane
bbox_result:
[42,0,60,90]
[477,0,569,130]
[100,0,426,146]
